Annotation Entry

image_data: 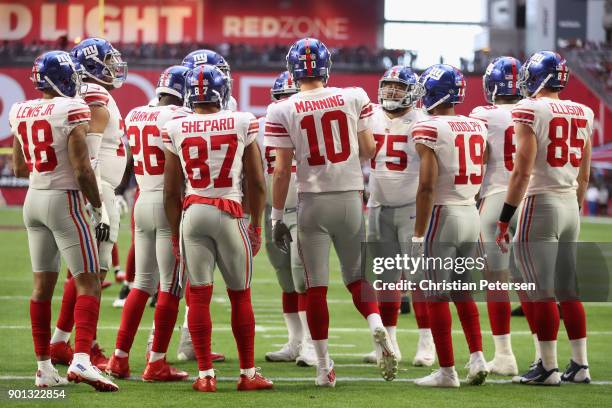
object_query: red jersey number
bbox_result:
[181,134,238,189]
[128,125,165,176]
[546,117,586,167]
[454,133,484,185]
[301,110,351,166]
[17,120,58,172]
[371,134,408,171]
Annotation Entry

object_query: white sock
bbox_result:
[366,313,384,334]
[385,326,397,343]
[298,311,312,342]
[240,367,256,378]
[72,352,90,366]
[199,369,215,378]
[440,366,456,375]
[149,351,165,363]
[569,337,588,366]
[539,340,558,371]
[492,334,513,355]
[183,306,189,329]
[37,359,54,371]
[50,329,71,344]
[418,328,433,341]
[114,349,128,358]
[470,350,485,364]
[312,339,329,369]
[532,333,541,362]
[283,312,303,345]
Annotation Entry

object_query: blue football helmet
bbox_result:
[185,65,229,109]
[378,65,420,111]
[417,64,466,111]
[31,51,83,98]
[271,71,298,101]
[156,65,190,101]
[518,51,569,97]
[286,38,332,83]
[483,56,522,104]
[71,38,127,88]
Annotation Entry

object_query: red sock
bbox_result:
[74,295,100,354]
[534,300,560,341]
[347,279,379,319]
[227,288,255,369]
[306,286,328,340]
[188,285,213,370]
[114,288,149,353]
[560,300,587,340]
[125,241,135,283]
[185,281,191,307]
[454,298,482,353]
[412,288,430,329]
[486,289,511,335]
[427,301,454,367]
[297,293,307,312]
[517,290,537,334]
[111,243,120,268]
[378,290,400,327]
[56,277,76,333]
[30,300,51,357]
[282,292,299,314]
[152,291,180,354]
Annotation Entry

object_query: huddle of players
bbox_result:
[10,34,592,393]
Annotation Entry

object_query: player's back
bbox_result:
[265,86,373,193]
[163,109,258,203]
[469,104,515,199]
[9,97,91,190]
[412,115,487,205]
[512,97,593,196]
[125,104,189,192]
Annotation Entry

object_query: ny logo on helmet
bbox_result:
[426,67,445,81]
[82,45,98,59]
[57,53,73,66]
[193,54,208,65]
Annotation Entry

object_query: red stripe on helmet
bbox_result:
[511,59,517,93]
[305,39,313,77]
[198,67,204,101]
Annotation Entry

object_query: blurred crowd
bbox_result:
[562,42,612,91]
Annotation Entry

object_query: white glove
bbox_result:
[410,236,425,259]
[86,202,111,242]
[115,195,128,215]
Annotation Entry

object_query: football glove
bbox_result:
[495,221,510,253]
[115,195,128,215]
[272,220,292,254]
[410,236,425,259]
[86,202,111,242]
[171,235,180,262]
[247,224,262,256]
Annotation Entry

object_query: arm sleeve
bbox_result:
[356,88,374,132]
[244,112,259,146]
[511,100,536,130]
[264,103,294,148]
[82,89,110,107]
[66,101,92,134]
[411,121,439,150]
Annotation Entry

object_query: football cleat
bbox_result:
[364,336,402,365]
[67,361,119,392]
[315,360,336,387]
[50,341,73,366]
[414,368,460,388]
[142,358,189,382]
[265,342,301,362]
[193,375,217,392]
[362,350,377,364]
[211,352,226,363]
[35,367,69,387]
[114,269,126,283]
[105,354,130,379]
[237,369,274,391]
[296,340,317,367]
[176,326,225,362]
[112,284,130,308]
[90,343,109,371]
[413,335,436,367]
[487,353,518,376]
[561,360,591,384]
[465,352,489,385]
[373,327,398,381]
[512,360,561,386]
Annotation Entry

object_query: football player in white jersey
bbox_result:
[496,51,593,385]
[469,56,529,376]
[411,64,489,388]
[105,66,191,382]
[362,66,434,367]
[163,65,272,392]
[49,38,128,370]
[10,51,117,391]
[257,71,317,366]
[265,38,397,386]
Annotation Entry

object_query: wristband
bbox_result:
[271,207,284,222]
[499,202,518,223]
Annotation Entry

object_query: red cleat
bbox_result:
[50,341,73,366]
[90,343,109,371]
[237,371,274,391]
[211,352,225,362]
[193,376,216,392]
[101,281,112,290]
[115,270,126,283]
[142,358,189,382]
[106,354,130,379]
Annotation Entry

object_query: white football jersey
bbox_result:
[9,97,91,190]
[125,104,190,192]
[227,96,238,112]
[264,86,373,193]
[512,97,593,196]
[83,82,127,188]
[412,115,487,205]
[163,110,258,203]
[255,115,298,208]
[469,104,515,198]
[368,105,428,207]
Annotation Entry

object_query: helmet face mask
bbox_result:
[101,50,127,88]
[72,38,128,89]
[379,81,413,111]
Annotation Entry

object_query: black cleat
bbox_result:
[511,305,524,316]
[149,291,158,308]
[400,295,411,315]
[561,360,591,383]
[512,360,561,386]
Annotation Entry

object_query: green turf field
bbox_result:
[0,207,611,407]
